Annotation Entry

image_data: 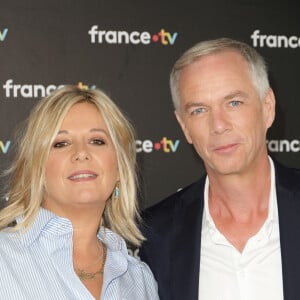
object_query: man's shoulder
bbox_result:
[274,159,300,190]
[146,176,206,212]
[141,175,206,225]
[139,176,206,261]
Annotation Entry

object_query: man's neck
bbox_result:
[206,156,272,252]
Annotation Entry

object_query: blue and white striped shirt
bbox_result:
[0,208,159,299]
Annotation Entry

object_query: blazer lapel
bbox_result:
[170,177,205,300]
[276,162,300,300]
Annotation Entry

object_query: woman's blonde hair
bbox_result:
[0,85,144,246]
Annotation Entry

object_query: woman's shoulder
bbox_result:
[125,251,159,297]
[100,227,157,280]
[0,228,16,244]
[126,250,152,271]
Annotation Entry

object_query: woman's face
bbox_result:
[43,102,119,216]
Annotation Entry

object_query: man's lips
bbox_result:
[213,143,240,152]
[68,170,98,181]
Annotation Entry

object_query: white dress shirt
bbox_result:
[199,158,284,300]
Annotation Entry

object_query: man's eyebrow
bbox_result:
[224,90,248,100]
[183,101,206,111]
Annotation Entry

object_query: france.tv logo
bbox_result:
[0,140,11,154]
[136,137,180,153]
[2,80,96,98]
[0,28,8,42]
[88,26,178,46]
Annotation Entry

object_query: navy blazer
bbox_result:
[140,161,300,300]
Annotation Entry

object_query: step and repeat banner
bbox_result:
[0,0,299,209]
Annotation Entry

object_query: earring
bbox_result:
[113,182,120,200]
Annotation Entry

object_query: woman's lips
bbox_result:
[68,171,98,181]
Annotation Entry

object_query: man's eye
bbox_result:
[190,107,206,115]
[229,100,242,107]
[90,139,105,145]
[53,141,68,148]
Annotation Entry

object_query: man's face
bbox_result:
[175,50,275,177]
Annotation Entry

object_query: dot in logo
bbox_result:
[154,142,161,150]
[152,34,159,42]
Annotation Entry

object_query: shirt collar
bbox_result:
[15,208,126,253]
[16,208,73,247]
[97,227,125,252]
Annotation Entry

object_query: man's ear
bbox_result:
[175,110,193,144]
[263,88,276,129]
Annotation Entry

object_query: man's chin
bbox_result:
[205,161,244,177]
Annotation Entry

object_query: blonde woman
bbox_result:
[0,85,159,299]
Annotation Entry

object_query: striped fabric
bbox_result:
[0,208,159,300]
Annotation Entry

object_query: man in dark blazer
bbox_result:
[140,38,300,300]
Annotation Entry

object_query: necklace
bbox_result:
[75,243,107,281]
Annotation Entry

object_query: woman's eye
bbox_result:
[90,139,105,145]
[53,141,68,148]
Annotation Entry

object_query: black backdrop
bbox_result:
[1,0,299,209]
